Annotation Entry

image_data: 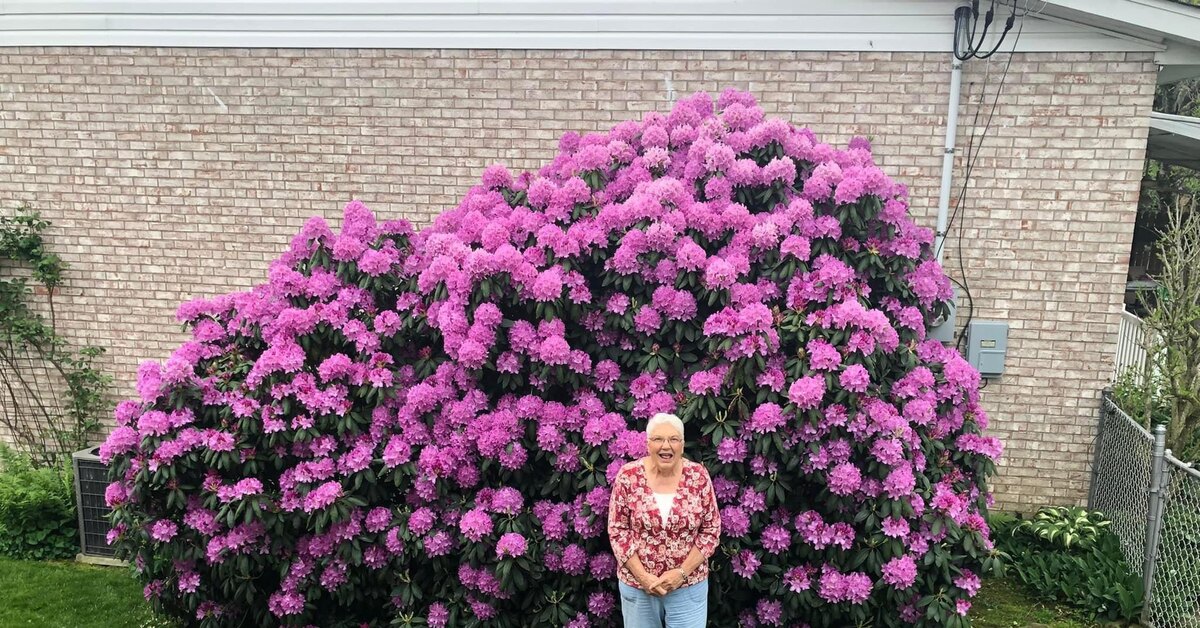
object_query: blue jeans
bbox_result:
[618,579,708,628]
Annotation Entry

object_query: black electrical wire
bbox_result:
[947,13,1025,353]
[954,0,1019,61]
[978,5,1019,59]
[972,2,995,57]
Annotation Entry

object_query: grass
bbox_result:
[0,557,166,628]
[973,576,1100,628]
[0,557,1101,627]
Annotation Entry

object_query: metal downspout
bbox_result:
[935,55,963,264]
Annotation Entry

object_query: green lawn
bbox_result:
[0,557,166,628]
[0,557,1099,627]
[973,577,1099,628]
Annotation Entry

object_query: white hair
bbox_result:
[646,413,685,439]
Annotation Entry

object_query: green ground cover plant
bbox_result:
[0,445,76,560]
[992,510,1143,625]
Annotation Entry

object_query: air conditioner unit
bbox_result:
[72,446,117,559]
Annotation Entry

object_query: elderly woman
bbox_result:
[607,412,721,628]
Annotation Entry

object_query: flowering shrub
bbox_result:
[103,89,1002,628]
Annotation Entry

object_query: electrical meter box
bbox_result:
[928,294,957,344]
[966,320,1008,378]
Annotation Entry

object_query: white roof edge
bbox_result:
[1036,0,1200,49]
[0,0,1188,53]
[1147,111,1200,170]
[1151,111,1200,125]
[0,31,1167,52]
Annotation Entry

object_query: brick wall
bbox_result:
[0,48,1157,511]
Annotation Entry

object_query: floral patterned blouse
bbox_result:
[607,458,721,590]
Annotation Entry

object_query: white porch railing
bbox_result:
[1114,309,1148,384]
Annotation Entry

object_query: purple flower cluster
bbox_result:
[495,532,527,559]
[102,88,998,627]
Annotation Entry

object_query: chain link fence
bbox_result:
[1090,391,1200,627]
[1089,394,1154,577]
[1149,456,1200,628]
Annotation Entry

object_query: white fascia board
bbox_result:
[0,0,949,15]
[0,30,1167,51]
[1148,112,1200,169]
[1037,0,1200,48]
[1155,42,1200,83]
[1156,41,1200,65]
[1151,112,1200,135]
[0,0,1168,52]
[1159,65,1200,83]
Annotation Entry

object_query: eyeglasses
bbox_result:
[649,436,683,445]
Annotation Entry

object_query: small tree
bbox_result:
[1140,195,1200,456]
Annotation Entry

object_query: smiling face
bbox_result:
[647,422,684,473]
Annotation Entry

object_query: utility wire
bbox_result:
[946,10,1026,352]
[955,0,1019,61]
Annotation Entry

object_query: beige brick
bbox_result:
[0,47,1157,512]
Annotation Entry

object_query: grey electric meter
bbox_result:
[966,320,1008,378]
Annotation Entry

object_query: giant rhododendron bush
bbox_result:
[102,90,1002,628]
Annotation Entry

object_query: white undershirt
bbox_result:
[654,492,676,523]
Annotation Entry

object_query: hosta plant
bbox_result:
[102,89,1002,628]
[994,512,1142,623]
[1015,506,1111,551]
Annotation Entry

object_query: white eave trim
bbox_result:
[0,0,1170,51]
[0,31,1169,51]
[1148,111,1200,170]
[1037,0,1200,49]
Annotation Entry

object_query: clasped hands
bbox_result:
[637,567,687,596]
